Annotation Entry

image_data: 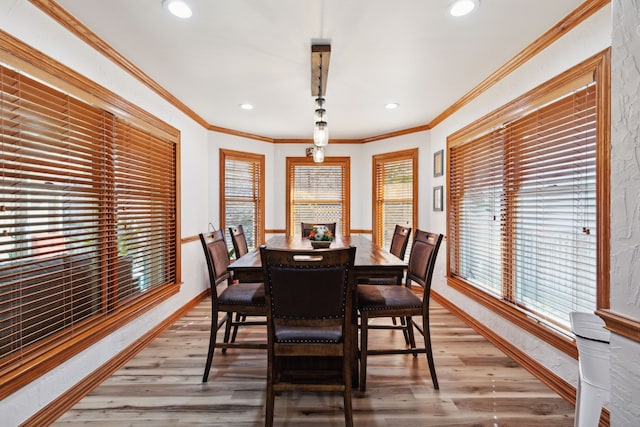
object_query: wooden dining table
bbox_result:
[228,234,407,284]
[228,234,407,388]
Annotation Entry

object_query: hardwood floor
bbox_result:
[53,299,575,426]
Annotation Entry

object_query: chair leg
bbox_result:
[221,311,233,354]
[399,317,411,345]
[406,316,418,357]
[359,312,369,392]
[343,341,354,427]
[422,311,438,389]
[202,308,221,382]
[343,387,354,427]
[230,312,242,344]
[265,361,275,427]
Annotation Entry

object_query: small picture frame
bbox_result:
[433,149,444,177]
[433,185,443,211]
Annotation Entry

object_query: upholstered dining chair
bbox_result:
[301,222,337,237]
[228,224,249,259]
[389,224,412,261]
[363,225,412,339]
[357,229,443,392]
[366,224,412,286]
[199,230,267,383]
[260,245,356,427]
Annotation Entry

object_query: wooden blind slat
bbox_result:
[0,63,177,365]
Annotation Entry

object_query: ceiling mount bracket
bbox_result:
[311,44,331,97]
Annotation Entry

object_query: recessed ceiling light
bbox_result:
[385,103,399,110]
[449,0,478,17]
[162,0,192,19]
[239,103,254,110]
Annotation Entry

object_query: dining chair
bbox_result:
[301,222,337,237]
[260,245,356,427]
[389,224,412,261]
[199,230,267,383]
[366,224,412,286]
[357,229,443,392]
[228,224,249,258]
[361,225,411,342]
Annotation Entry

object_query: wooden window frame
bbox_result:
[0,32,180,399]
[446,49,610,356]
[285,157,351,237]
[219,149,265,251]
[372,148,418,257]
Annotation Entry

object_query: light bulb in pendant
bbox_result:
[314,121,329,146]
[313,145,325,163]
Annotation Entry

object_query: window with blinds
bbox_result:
[448,51,609,338]
[220,149,265,253]
[286,157,350,237]
[0,64,177,383]
[373,149,417,260]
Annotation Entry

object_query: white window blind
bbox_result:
[0,65,177,364]
[220,149,264,252]
[373,149,417,261]
[450,83,597,330]
[287,157,349,236]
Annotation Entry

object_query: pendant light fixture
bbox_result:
[311,45,331,159]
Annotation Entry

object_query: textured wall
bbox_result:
[610,0,640,424]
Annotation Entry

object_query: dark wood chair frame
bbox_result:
[260,245,356,427]
[199,230,267,383]
[389,224,412,261]
[228,224,249,259]
[357,230,443,392]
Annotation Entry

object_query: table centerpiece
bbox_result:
[308,225,334,249]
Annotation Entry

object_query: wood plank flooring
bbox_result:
[52,299,575,426]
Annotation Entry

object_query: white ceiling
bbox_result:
[55,0,584,140]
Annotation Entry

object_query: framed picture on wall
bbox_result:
[433,149,444,177]
[433,185,443,211]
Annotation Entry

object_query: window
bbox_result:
[220,149,265,253]
[447,50,610,350]
[286,157,350,237]
[0,62,178,397]
[373,149,417,260]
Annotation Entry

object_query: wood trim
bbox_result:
[181,235,200,244]
[361,124,431,143]
[22,291,209,427]
[433,290,610,426]
[285,157,351,237]
[596,49,611,309]
[29,1,608,144]
[27,0,209,130]
[0,283,180,400]
[350,229,372,235]
[0,30,178,142]
[273,138,363,144]
[445,48,610,358]
[371,148,418,247]
[431,291,575,402]
[219,149,266,246]
[265,229,286,234]
[596,309,640,343]
[447,277,578,358]
[208,124,274,143]
[428,0,610,130]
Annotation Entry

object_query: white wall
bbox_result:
[3,0,632,424]
[609,0,640,424]
[426,4,612,391]
[0,1,210,425]
[207,134,430,235]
